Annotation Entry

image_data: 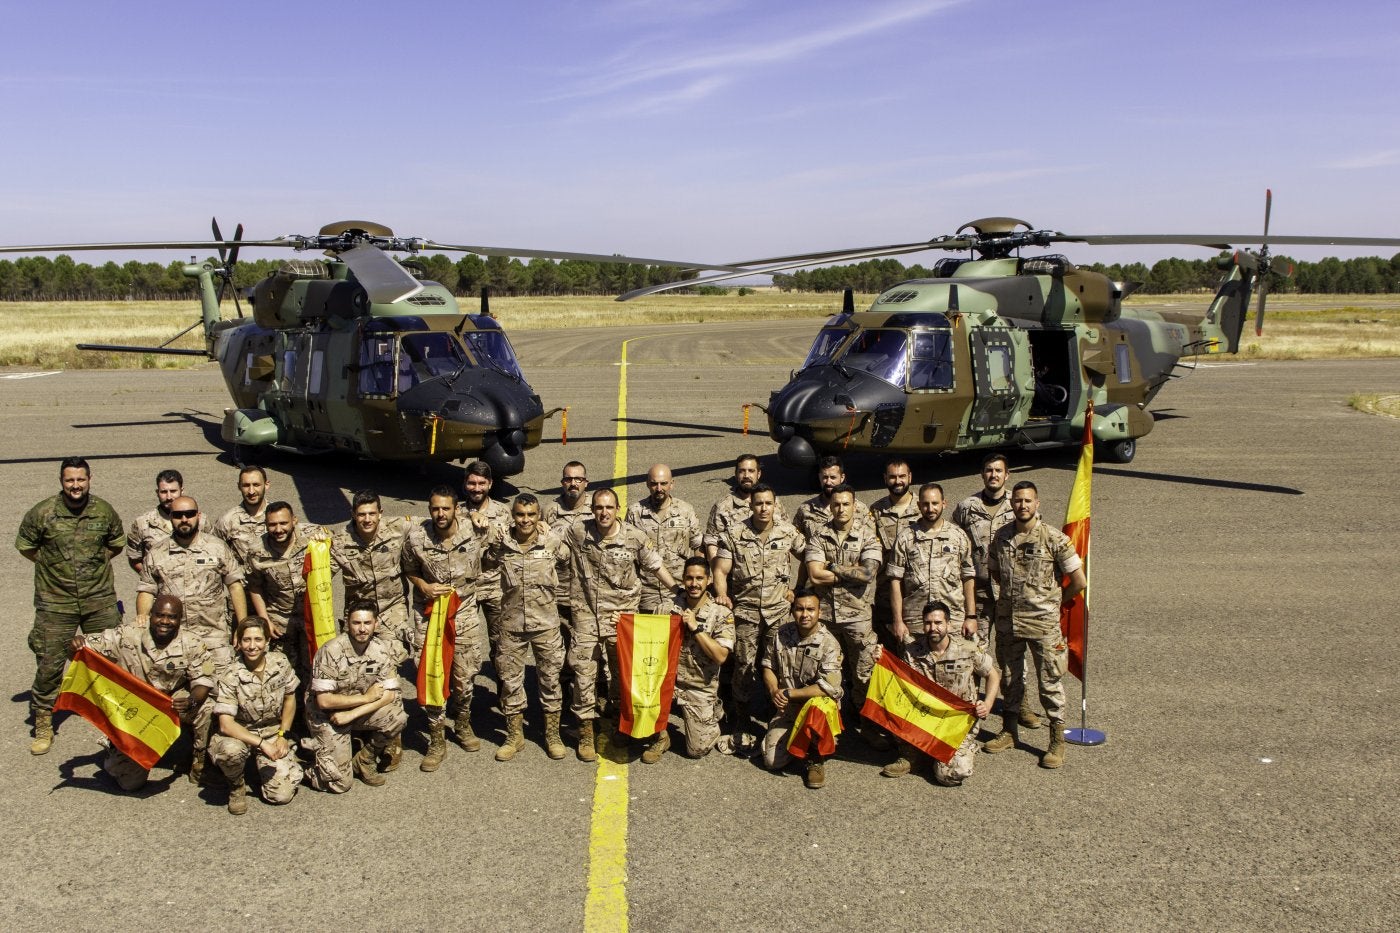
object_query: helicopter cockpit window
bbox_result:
[463,330,525,380]
[358,335,396,397]
[398,332,466,390]
[835,329,909,387]
[802,327,852,370]
[909,331,954,390]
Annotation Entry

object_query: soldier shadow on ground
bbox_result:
[52,748,181,799]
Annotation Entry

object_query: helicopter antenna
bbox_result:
[480,285,493,318]
[841,288,854,315]
[948,283,960,313]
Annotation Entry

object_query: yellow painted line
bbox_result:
[584,334,653,932]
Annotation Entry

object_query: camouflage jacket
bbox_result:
[16,494,124,613]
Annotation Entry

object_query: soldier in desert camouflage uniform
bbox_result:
[887,483,976,650]
[330,490,412,649]
[760,591,844,790]
[879,602,1000,786]
[625,463,701,614]
[303,601,407,793]
[210,617,303,814]
[983,481,1086,770]
[244,501,330,683]
[543,460,592,627]
[868,459,919,639]
[212,465,272,569]
[702,453,787,561]
[125,468,189,574]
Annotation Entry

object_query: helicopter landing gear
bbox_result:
[1101,438,1136,464]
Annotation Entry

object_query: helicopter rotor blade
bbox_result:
[420,242,752,273]
[0,238,290,254]
[228,223,245,318]
[338,244,424,304]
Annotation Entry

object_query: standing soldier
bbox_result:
[213,465,272,568]
[712,483,805,756]
[244,501,329,682]
[402,485,490,768]
[647,557,734,763]
[460,460,513,651]
[760,591,844,790]
[543,460,592,627]
[879,602,1000,786]
[303,601,407,792]
[703,453,787,561]
[793,455,874,540]
[626,463,701,613]
[952,452,1041,729]
[562,487,676,762]
[887,483,976,650]
[65,594,214,791]
[483,493,570,762]
[803,484,883,714]
[331,490,412,651]
[984,481,1086,769]
[17,457,125,755]
[125,468,188,574]
[868,459,920,638]
[135,495,246,780]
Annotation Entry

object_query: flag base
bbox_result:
[1064,727,1107,746]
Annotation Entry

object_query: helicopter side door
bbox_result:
[964,326,1032,440]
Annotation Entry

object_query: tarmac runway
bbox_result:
[2,319,1397,931]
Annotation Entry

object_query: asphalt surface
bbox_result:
[2,320,1398,931]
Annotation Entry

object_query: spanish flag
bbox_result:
[417,591,458,707]
[861,650,975,764]
[302,537,337,658]
[55,646,181,770]
[1059,400,1093,681]
[615,612,682,738]
[786,695,844,760]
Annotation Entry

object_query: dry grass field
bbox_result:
[1,291,1398,370]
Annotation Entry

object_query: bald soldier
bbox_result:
[626,463,702,614]
[137,496,247,656]
[984,481,1087,770]
[66,595,213,791]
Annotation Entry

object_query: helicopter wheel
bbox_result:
[1102,438,1136,464]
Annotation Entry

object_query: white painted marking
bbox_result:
[2,371,62,380]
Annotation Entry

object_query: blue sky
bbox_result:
[2,0,1397,270]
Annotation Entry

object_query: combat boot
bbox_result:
[226,778,249,816]
[880,754,911,778]
[382,734,402,772]
[983,718,1018,754]
[495,713,526,762]
[420,720,447,772]
[543,712,567,760]
[30,711,53,756]
[187,752,206,786]
[454,703,481,752]
[353,744,386,786]
[641,730,670,765]
[804,759,826,789]
[1040,724,1067,769]
[1019,702,1043,730]
[576,720,598,762]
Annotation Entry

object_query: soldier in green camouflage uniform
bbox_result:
[209,617,303,814]
[984,481,1086,770]
[16,457,125,755]
[879,602,999,786]
[67,594,214,790]
[483,493,570,762]
[712,483,804,755]
[303,601,407,793]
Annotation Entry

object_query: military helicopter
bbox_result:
[1,220,746,475]
[621,194,1400,468]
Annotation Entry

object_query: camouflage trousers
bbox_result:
[103,694,209,791]
[303,701,407,794]
[413,605,485,721]
[972,583,995,651]
[674,683,723,757]
[822,616,875,708]
[760,705,828,771]
[374,600,414,655]
[568,628,619,723]
[994,625,1067,725]
[209,724,305,804]
[899,731,981,784]
[270,615,310,685]
[28,605,122,714]
[185,624,236,678]
[495,626,566,715]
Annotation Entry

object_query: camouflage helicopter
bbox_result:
[621,195,1400,468]
[1,220,746,475]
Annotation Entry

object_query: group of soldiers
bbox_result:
[18,449,1084,809]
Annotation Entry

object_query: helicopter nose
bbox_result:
[767,365,906,467]
[397,370,543,473]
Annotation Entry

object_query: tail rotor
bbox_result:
[211,217,245,317]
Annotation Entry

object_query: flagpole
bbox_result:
[1065,403,1106,747]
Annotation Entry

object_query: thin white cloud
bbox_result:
[934,166,1087,190]
[1325,149,1400,170]
[552,0,967,102]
